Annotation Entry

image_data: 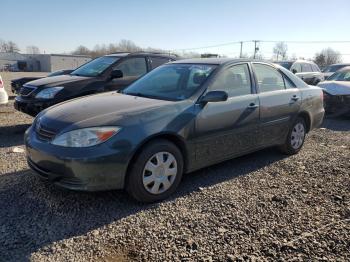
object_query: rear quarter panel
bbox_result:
[299,85,325,130]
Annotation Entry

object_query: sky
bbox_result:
[2,0,350,61]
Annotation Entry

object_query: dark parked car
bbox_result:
[25,59,324,202]
[15,52,176,116]
[11,69,74,94]
[318,66,350,116]
[275,60,324,85]
[322,63,350,80]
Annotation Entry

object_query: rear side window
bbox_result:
[210,64,252,97]
[113,57,147,77]
[301,63,312,72]
[150,57,172,69]
[312,64,320,72]
[253,64,285,92]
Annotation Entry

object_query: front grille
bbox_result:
[20,85,36,96]
[36,125,56,142]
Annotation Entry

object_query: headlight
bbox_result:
[51,126,121,147]
[35,86,64,99]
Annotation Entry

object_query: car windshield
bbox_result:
[71,56,119,77]
[274,62,293,70]
[322,64,348,73]
[327,69,350,81]
[123,64,217,101]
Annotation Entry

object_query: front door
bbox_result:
[194,63,260,164]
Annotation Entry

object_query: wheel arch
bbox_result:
[124,132,189,188]
[297,111,311,132]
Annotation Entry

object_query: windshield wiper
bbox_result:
[125,92,165,100]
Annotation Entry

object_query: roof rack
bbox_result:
[128,51,179,57]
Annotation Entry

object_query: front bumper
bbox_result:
[14,96,54,117]
[25,127,130,191]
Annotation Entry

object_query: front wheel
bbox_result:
[279,117,306,155]
[126,139,184,202]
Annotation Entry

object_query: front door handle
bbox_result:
[247,103,259,109]
[291,95,300,101]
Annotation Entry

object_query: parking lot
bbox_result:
[0,72,349,261]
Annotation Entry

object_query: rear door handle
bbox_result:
[248,103,259,109]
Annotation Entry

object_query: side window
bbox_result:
[291,63,301,73]
[113,58,147,77]
[150,57,172,69]
[210,64,251,97]
[254,64,285,92]
[301,63,312,72]
[312,64,320,72]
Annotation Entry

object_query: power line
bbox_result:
[174,40,350,52]
[261,40,350,44]
[174,41,242,51]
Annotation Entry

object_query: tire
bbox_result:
[126,139,184,202]
[279,117,306,155]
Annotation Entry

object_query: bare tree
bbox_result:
[26,45,40,54]
[118,39,142,52]
[70,39,198,58]
[273,42,288,61]
[0,40,20,52]
[72,45,91,56]
[314,48,342,68]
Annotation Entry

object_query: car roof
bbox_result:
[276,60,316,64]
[336,66,350,71]
[105,52,177,58]
[328,63,350,66]
[171,58,260,65]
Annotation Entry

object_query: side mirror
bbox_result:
[200,91,228,103]
[111,69,123,79]
[292,69,297,74]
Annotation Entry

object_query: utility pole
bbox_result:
[239,41,243,58]
[253,40,259,59]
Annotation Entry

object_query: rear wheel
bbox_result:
[279,117,306,155]
[126,139,184,202]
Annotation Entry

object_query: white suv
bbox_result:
[0,75,9,105]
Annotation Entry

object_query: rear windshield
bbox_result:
[71,56,119,77]
[322,64,348,73]
[327,69,350,81]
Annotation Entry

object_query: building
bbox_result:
[0,52,91,72]
[0,52,28,71]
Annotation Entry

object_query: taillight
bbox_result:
[321,91,324,100]
[0,79,3,88]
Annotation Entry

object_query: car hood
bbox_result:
[318,81,350,95]
[38,92,192,134]
[25,74,90,87]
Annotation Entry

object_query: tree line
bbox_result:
[0,38,343,68]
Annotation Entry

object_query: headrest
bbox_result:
[193,73,207,85]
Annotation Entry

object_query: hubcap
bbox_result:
[142,152,177,195]
[291,122,305,149]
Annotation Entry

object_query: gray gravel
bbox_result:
[0,73,349,261]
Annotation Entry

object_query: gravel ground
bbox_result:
[0,73,349,261]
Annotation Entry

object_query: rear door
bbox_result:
[194,63,260,163]
[253,63,301,146]
[105,57,148,90]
